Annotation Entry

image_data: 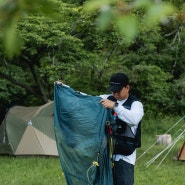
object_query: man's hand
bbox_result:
[100,99,115,109]
[55,81,64,85]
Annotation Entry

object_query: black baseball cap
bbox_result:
[108,73,129,93]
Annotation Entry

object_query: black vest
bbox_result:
[108,94,141,155]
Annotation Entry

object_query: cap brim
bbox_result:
[108,85,123,93]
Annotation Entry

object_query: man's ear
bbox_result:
[126,85,130,91]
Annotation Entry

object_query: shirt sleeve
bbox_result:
[114,101,144,127]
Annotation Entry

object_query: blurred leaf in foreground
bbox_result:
[84,0,177,44]
[0,0,59,58]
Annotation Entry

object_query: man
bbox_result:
[100,72,144,185]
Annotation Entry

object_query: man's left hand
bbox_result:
[100,99,115,109]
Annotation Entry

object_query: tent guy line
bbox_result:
[137,115,185,161]
[146,129,185,169]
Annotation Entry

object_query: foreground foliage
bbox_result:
[0,0,185,120]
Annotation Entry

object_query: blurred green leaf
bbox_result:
[20,0,59,17]
[3,15,23,57]
[0,0,60,58]
[84,0,115,12]
[0,0,4,5]
[116,15,138,41]
[4,27,22,57]
[133,0,152,9]
[96,7,114,30]
[146,3,175,24]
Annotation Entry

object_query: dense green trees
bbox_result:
[0,0,185,122]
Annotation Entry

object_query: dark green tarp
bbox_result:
[54,84,113,185]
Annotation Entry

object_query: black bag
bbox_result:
[113,135,138,156]
[113,121,141,156]
[113,135,137,156]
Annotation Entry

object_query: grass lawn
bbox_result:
[0,156,66,185]
[0,116,185,185]
[135,137,185,185]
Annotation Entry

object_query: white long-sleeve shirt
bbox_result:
[100,94,144,165]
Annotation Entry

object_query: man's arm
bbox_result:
[114,101,144,127]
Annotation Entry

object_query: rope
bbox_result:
[137,115,185,161]
[105,120,115,167]
[155,133,184,169]
[109,137,114,157]
[146,129,185,168]
[86,156,99,185]
[86,135,108,185]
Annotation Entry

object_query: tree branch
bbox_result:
[0,71,44,100]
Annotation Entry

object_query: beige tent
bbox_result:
[0,101,58,156]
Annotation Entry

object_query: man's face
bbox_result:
[112,85,130,101]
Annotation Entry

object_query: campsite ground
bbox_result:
[0,116,185,185]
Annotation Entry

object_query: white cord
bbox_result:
[137,115,185,161]
[146,129,185,168]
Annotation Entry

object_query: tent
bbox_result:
[178,141,185,160]
[0,101,58,156]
